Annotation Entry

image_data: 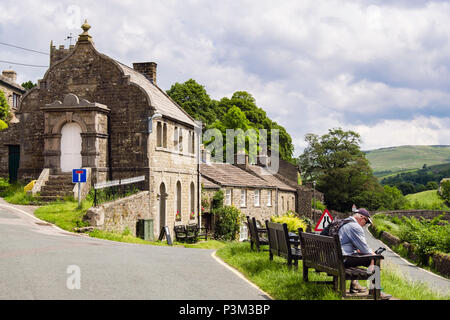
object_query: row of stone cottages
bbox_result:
[0,22,321,239]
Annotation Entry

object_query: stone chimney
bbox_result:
[234,151,249,171]
[133,62,157,84]
[201,147,211,164]
[2,70,17,83]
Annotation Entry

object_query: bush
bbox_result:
[213,206,243,241]
[271,212,308,233]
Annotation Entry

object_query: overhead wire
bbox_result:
[0,41,49,68]
[0,41,49,55]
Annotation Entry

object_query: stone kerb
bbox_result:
[84,191,151,236]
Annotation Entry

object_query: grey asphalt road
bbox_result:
[0,202,269,300]
[365,228,450,296]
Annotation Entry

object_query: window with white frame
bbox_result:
[225,189,232,206]
[240,189,247,207]
[254,189,260,207]
[267,190,272,206]
[12,93,19,109]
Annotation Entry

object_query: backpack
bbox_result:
[320,217,355,237]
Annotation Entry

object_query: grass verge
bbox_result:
[0,181,41,205]
[216,242,449,300]
[34,199,92,231]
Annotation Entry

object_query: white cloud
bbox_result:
[0,0,449,157]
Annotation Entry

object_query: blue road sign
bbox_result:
[72,169,87,183]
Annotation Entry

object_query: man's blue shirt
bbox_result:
[338,216,373,255]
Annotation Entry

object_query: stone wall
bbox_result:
[148,118,199,235]
[0,40,152,183]
[374,210,450,221]
[202,187,296,226]
[370,224,450,277]
[84,191,151,236]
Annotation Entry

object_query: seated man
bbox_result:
[338,208,391,299]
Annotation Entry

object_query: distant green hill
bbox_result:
[405,190,450,210]
[364,145,450,174]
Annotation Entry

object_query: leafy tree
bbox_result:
[166,79,221,128]
[166,80,295,162]
[440,180,450,204]
[298,128,381,211]
[21,81,36,90]
[0,90,10,130]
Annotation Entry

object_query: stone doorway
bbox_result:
[8,145,20,183]
[60,122,82,172]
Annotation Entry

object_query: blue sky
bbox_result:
[1,0,449,156]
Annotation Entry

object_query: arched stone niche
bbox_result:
[41,93,110,178]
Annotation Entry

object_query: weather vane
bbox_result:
[65,33,73,46]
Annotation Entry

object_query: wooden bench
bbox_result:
[187,223,208,241]
[298,230,384,300]
[265,221,302,269]
[173,225,196,243]
[247,216,269,251]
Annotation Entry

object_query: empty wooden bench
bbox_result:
[265,221,302,269]
[247,216,269,251]
[174,225,196,243]
[298,230,384,300]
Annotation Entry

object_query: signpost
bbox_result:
[314,209,334,233]
[72,169,87,207]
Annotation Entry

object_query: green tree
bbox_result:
[166,79,221,128]
[298,128,381,211]
[21,81,36,90]
[167,80,295,162]
[0,90,10,130]
[440,180,450,204]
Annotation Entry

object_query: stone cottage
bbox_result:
[0,21,200,236]
[200,151,298,229]
[0,69,26,119]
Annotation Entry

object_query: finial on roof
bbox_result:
[78,19,93,43]
[81,19,91,33]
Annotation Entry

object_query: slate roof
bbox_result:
[246,164,296,192]
[201,163,277,189]
[201,176,220,189]
[116,62,197,127]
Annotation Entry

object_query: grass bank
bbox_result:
[405,190,450,210]
[216,242,449,300]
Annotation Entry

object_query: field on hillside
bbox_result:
[405,190,449,210]
[365,145,450,174]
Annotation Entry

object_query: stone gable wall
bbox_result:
[0,41,152,183]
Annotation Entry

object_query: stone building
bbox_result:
[0,22,200,236]
[200,152,297,228]
[0,69,26,125]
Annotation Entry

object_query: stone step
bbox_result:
[48,175,73,182]
[38,196,66,202]
[41,185,74,193]
[41,182,72,189]
[40,190,73,197]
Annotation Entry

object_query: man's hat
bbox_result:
[356,208,372,224]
